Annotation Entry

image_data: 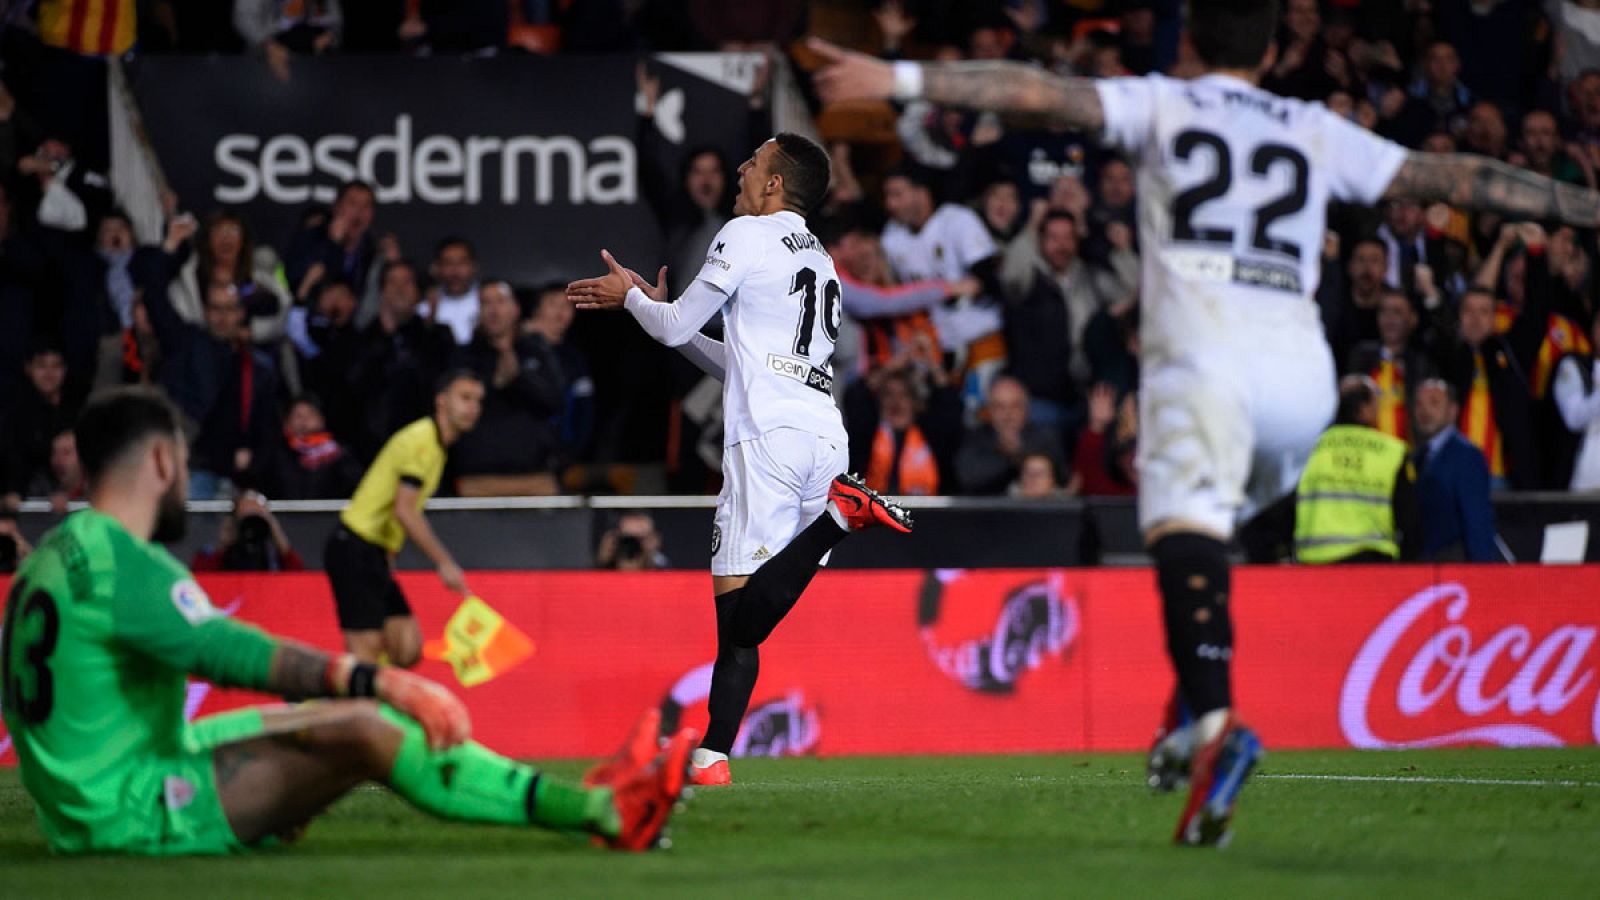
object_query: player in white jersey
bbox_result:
[568,133,914,787]
[810,0,1600,846]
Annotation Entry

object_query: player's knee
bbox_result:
[341,703,403,776]
[385,640,421,669]
[383,620,423,668]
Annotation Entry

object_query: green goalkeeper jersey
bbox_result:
[1,510,279,851]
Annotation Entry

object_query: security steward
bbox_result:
[1292,375,1422,563]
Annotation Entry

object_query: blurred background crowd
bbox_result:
[3,0,1600,519]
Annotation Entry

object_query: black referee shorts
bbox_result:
[324,525,413,630]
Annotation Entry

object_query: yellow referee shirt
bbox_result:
[339,418,447,553]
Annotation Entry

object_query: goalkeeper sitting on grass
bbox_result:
[0,387,691,855]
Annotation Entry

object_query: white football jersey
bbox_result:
[881,203,1002,350]
[1095,73,1408,361]
[695,211,849,446]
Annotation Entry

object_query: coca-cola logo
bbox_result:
[1341,583,1599,748]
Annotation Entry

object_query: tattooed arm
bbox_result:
[808,38,1104,132]
[919,62,1105,132]
[1384,152,1600,227]
[266,640,341,699]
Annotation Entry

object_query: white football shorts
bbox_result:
[1137,331,1336,539]
[711,427,848,577]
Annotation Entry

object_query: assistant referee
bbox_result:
[325,369,484,665]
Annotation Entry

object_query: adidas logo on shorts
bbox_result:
[751,546,772,561]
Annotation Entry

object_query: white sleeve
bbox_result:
[1553,357,1600,431]
[623,279,728,348]
[1094,76,1158,154]
[1321,110,1409,205]
[694,216,767,296]
[951,207,998,268]
[675,332,727,381]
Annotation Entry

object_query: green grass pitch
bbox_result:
[3,748,1599,898]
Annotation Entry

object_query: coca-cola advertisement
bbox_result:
[2,567,1596,762]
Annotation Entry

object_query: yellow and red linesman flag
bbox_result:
[423,596,536,687]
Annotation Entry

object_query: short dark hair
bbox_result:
[380,258,417,285]
[336,180,376,203]
[1188,0,1278,70]
[434,235,476,261]
[1335,375,1379,426]
[769,133,832,217]
[75,386,183,487]
[1039,210,1080,235]
[1350,235,1388,259]
[434,367,483,396]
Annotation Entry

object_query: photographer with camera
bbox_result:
[190,489,305,572]
[594,511,668,571]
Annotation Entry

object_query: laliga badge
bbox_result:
[423,595,536,688]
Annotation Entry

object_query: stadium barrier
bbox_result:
[8,494,1597,569]
[3,564,1596,763]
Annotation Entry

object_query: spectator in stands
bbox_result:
[955,375,1066,495]
[1407,41,1473,138]
[1000,209,1137,432]
[89,210,144,388]
[162,209,290,347]
[297,277,363,429]
[1413,379,1498,561]
[1010,451,1067,499]
[635,61,749,295]
[191,489,305,572]
[234,0,342,82]
[285,180,377,305]
[1511,109,1592,188]
[41,429,84,515]
[348,259,452,459]
[1263,0,1347,101]
[1460,101,1509,161]
[261,394,363,500]
[144,278,282,499]
[423,236,480,345]
[525,284,596,466]
[1434,284,1538,493]
[1552,3,1600,87]
[1377,199,1461,304]
[1347,289,1435,444]
[1071,383,1136,498]
[594,510,667,571]
[5,345,80,503]
[16,137,109,241]
[976,178,1022,243]
[845,362,963,497]
[1320,236,1387,369]
[880,166,1007,393]
[1553,311,1600,491]
[1569,70,1600,168]
[449,281,566,495]
[1083,155,1135,265]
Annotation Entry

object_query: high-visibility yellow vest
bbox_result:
[1294,425,1408,563]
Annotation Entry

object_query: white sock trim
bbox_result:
[826,500,849,530]
[690,748,728,768]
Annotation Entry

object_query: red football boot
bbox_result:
[603,727,698,852]
[828,472,913,533]
[584,708,661,788]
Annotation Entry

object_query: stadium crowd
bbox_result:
[3,0,1600,519]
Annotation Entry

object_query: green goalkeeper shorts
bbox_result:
[80,708,269,856]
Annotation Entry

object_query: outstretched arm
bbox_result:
[1384,152,1600,227]
[808,38,1105,132]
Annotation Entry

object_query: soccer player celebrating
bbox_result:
[811,0,1600,846]
[568,133,913,786]
[0,386,693,855]
[325,369,482,666]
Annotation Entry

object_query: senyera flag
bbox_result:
[2,566,1596,762]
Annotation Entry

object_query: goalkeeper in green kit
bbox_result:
[1,386,691,855]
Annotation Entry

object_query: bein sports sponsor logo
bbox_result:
[213,115,636,207]
[1340,583,1599,748]
[919,571,1080,694]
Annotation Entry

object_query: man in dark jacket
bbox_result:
[143,277,281,499]
[449,281,566,494]
[1413,379,1499,561]
[955,375,1066,495]
[347,260,453,459]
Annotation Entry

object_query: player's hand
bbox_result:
[376,667,471,751]
[566,250,635,310]
[438,560,469,595]
[808,38,896,105]
[624,265,669,303]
